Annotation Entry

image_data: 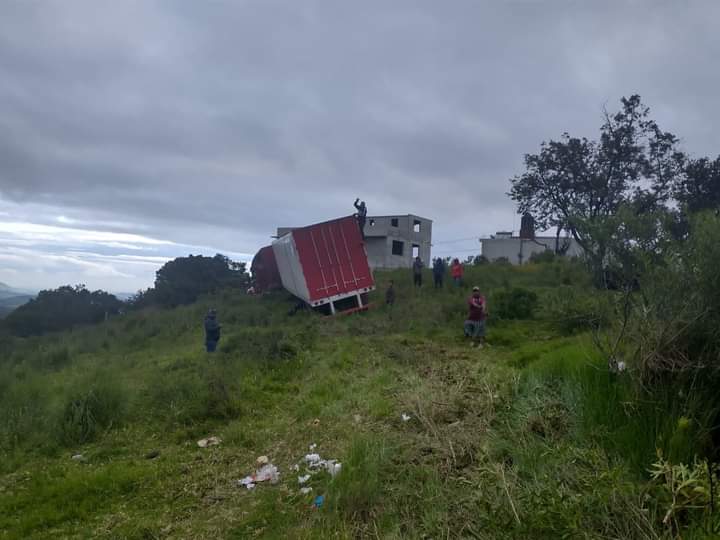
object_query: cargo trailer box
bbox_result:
[272,215,375,314]
[250,245,282,292]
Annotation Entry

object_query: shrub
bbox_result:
[58,379,128,445]
[529,250,556,264]
[492,287,538,320]
[492,257,511,266]
[543,286,611,334]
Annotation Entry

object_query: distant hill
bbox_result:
[0,283,35,318]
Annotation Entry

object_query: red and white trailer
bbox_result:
[272,215,375,314]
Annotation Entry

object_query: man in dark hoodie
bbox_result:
[353,198,367,240]
[204,309,221,352]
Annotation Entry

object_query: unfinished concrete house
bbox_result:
[276,214,432,270]
[363,214,432,269]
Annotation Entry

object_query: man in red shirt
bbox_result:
[464,286,487,348]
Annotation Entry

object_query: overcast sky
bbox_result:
[1,1,718,292]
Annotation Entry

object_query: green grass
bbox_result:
[0,261,717,538]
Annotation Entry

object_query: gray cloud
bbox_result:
[1,0,719,290]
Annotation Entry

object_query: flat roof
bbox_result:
[367,214,432,222]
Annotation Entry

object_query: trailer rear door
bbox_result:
[292,216,374,302]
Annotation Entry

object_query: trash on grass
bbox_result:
[313,495,325,509]
[303,452,342,477]
[256,455,269,467]
[238,477,256,490]
[312,418,321,426]
[298,474,311,484]
[71,454,86,462]
[300,487,313,495]
[237,460,280,490]
[255,464,280,483]
[197,436,222,448]
[309,443,317,451]
[328,462,342,477]
[401,413,412,422]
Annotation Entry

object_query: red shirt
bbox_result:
[467,295,486,321]
[451,263,464,279]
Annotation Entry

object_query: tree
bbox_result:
[509,95,685,286]
[675,155,720,214]
[150,254,249,307]
[3,285,122,337]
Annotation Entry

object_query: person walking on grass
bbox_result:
[432,257,446,289]
[464,287,487,348]
[413,256,424,287]
[204,309,221,353]
[451,258,464,287]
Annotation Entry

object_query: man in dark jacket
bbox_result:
[413,256,424,287]
[204,309,221,352]
[353,198,367,240]
[432,258,446,289]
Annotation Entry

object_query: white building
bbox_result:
[480,232,583,264]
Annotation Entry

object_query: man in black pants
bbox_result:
[432,258,446,288]
[353,198,367,240]
[204,309,221,353]
[413,256,424,287]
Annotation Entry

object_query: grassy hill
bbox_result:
[0,262,715,538]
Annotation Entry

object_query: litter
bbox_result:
[197,436,222,448]
[300,487,313,495]
[309,443,317,451]
[237,460,280,490]
[328,462,342,478]
[256,455,269,467]
[304,453,342,477]
[401,413,412,422]
[255,464,280,483]
[71,454,86,462]
[238,477,256,490]
[313,495,325,509]
[292,464,300,472]
[298,474,311,484]
[312,418,321,426]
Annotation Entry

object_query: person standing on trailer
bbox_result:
[432,257,446,289]
[353,198,367,240]
[204,309,221,353]
[413,256,424,287]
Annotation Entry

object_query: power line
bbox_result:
[432,236,480,245]
[432,247,481,256]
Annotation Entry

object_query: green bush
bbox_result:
[58,378,128,446]
[542,286,611,334]
[492,287,538,320]
[529,250,556,264]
